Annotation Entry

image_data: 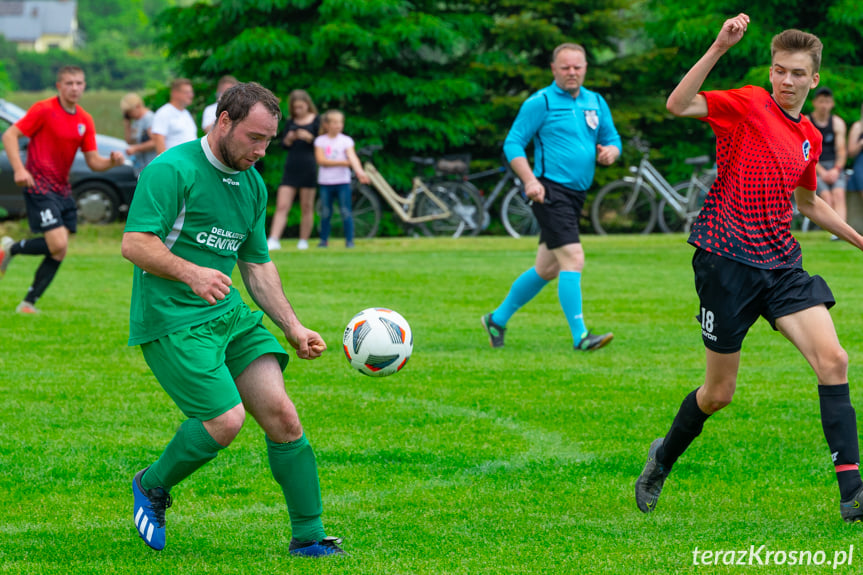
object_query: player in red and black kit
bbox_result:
[0,66,124,314]
[635,14,863,524]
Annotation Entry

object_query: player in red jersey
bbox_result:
[0,66,125,313]
[635,14,863,524]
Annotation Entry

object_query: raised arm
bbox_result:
[667,13,750,118]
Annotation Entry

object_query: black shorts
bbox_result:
[692,248,835,353]
[25,191,77,234]
[531,177,586,249]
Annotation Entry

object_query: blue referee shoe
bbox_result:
[132,467,172,550]
[289,536,345,557]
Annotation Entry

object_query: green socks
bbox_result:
[267,433,326,543]
[140,420,326,543]
[142,418,224,491]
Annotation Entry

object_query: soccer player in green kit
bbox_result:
[122,82,343,556]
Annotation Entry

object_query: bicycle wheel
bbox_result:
[590,180,657,235]
[501,185,539,238]
[315,183,382,239]
[416,181,484,238]
[658,181,710,233]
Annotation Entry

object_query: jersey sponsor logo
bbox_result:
[584,109,598,130]
[195,225,246,252]
[222,177,240,187]
[40,208,58,226]
[77,123,86,137]
[802,139,811,161]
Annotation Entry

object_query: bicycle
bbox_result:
[456,154,539,238]
[590,138,716,235]
[315,145,484,239]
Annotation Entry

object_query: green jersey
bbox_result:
[125,137,270,345]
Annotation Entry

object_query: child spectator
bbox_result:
[314,110,369,248]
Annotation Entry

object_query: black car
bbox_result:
[0,98,138,224]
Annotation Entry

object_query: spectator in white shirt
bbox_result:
[201,75,238,134]
[152,78,198,154]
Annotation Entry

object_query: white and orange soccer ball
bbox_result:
[343,308,413,377]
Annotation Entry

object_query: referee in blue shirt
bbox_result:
[482,43,622,351]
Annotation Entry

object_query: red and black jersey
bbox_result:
[688,85,821,270]
[14,96,98,198]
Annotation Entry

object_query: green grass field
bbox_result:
[1,227,862,574]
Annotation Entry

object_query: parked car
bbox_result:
[0,98,138,224]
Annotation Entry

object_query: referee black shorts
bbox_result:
[692,248,835,353]
[531,177,586,250]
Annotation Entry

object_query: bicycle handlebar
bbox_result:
[357,144,383,158]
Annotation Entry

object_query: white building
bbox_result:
[0,1,78,52]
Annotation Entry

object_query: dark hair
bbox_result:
[771,29,822,73]
[216,82,282,126]
[57,65,84,82]
[813,86,833,99]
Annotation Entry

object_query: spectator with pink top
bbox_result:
[313,110,369,248]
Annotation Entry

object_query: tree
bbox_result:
[157,0,644,189]
[77,0,158,48]
[639,1,863,180]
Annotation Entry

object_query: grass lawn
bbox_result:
[0,226,862,574]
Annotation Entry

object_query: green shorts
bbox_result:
[140,304,289,420]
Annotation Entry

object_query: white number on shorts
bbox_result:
[701,307,715,333]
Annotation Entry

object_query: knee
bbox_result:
[701,395,732,414]
[268,409,304,443]
[47,239,68,260]
[300,196,316,213]
[699,384,734,414]
[816,345,849,383]
[206,405,246,446]
[50,246,67,260]
[535,262,559,281]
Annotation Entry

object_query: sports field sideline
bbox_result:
[1,225,861,574]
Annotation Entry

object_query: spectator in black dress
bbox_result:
[268,90,320,250]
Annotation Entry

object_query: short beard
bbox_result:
[218,126,243,171]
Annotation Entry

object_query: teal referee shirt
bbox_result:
[504,82,622,191]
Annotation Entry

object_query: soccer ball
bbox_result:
[343,308,413,377]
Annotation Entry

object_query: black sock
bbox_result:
[657,388,710,470]
[819,384,863,500]
[25,256,61,304]
[12,237,50,256]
